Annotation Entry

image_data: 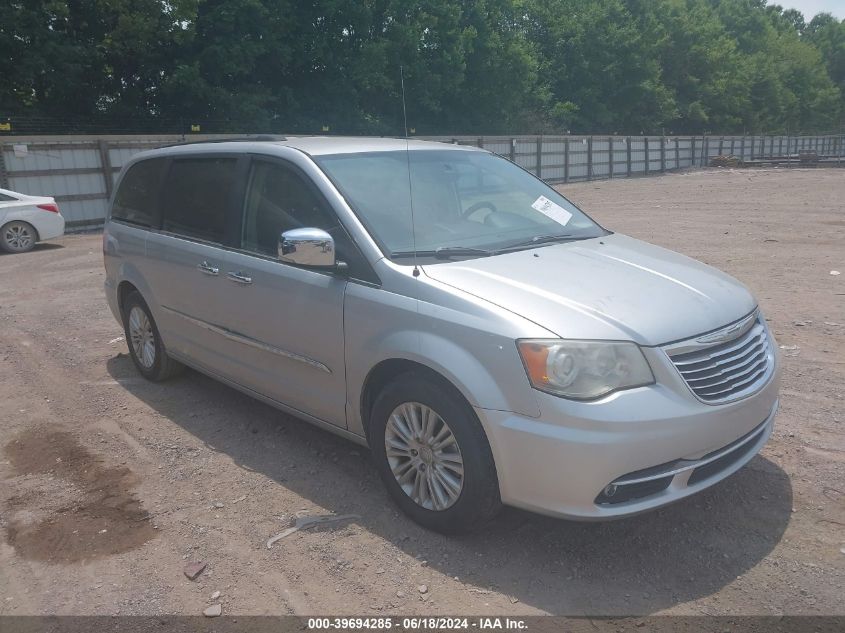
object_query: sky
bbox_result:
[775,0,844,19]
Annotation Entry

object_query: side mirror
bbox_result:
[279,227,336,268]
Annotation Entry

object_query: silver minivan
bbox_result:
[103,137,780,533]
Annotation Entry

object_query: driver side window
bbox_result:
[242,161,337,256]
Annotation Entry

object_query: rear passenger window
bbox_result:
[112,159,167,227]
[161,158,238,243]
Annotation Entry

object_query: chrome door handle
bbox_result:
[197,261,219,276]
[227,271,252,284]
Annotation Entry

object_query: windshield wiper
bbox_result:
[435,246,493,259]
[499,233,579,252]
[391,246,493,260]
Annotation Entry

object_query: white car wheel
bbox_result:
[1,221,37,253]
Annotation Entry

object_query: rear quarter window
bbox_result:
[112,158,168,227]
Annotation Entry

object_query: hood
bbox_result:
[421,233,756,346]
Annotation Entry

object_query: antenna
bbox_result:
[400,66,420,278]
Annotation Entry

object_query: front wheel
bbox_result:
[369,373,501,533]
[0,221,37,253]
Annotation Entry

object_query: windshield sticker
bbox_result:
[531,196,572,226]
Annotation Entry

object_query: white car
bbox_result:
[0,187,66,253]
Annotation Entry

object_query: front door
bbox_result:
[218,158,349,428]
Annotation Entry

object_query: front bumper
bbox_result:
[476,351,780,519]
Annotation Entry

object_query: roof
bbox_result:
[279,136,482,156]
[158,135,484,157]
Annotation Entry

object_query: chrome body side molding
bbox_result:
[160,305,332,374]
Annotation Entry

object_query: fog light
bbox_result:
[603,484,618,498]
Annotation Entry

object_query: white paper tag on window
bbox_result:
[531,196,572,226]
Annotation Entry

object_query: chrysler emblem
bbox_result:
[695,313,757,345]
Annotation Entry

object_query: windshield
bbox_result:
[314,149,606,261]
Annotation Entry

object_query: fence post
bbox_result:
[718,136,724,156]
[740,136,745,162]
[535,136,542,179]
[626,137,632,175]
[0,143,8,189]
[750,136,755,161]
[509,138,515,163]
[97,140,114,200]
[674,138,680,169]
[704,136,710,166]
[691,137,696,167]
[564,137,570,183]
[644,137,650,174]
[586,136,593,180]
[608,136,614,179]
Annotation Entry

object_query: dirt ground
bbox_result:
[0,167,843,616]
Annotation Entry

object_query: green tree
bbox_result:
[804,13,845,99]
[524,0,675,133]
[2,0,843,134]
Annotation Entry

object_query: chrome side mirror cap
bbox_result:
[279,228,336,268]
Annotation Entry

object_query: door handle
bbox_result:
[227,271,252,284]
[197,261,219,276]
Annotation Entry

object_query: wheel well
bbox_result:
[117,281,139,318]
[360,359,470,436]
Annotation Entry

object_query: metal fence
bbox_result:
[1,133,843,229]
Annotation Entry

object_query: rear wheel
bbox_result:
[368,373,501,533]
[0,221,37,253]
[122,291,184,381]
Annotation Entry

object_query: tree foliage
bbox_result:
[1,0,842,134]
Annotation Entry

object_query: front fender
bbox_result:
[344,283,542,438]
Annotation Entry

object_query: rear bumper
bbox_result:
[476,359,780,520]
[35,212,65,241]
[104,278,121,324]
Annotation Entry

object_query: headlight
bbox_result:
[517,339,654,400]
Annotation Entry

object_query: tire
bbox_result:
[368,372,502,534]
[122,291,184,381]
[0,221,37,253]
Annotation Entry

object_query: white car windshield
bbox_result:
[315,150,606,260]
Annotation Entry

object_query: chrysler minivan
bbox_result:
[103,137,780,533]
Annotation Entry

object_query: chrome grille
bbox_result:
[665,313,774,404]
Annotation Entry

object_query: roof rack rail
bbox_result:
[160,135,286,148]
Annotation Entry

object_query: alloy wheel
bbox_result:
[3,222,34,252]
[128,306,156,369]
[384,402,464,511]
